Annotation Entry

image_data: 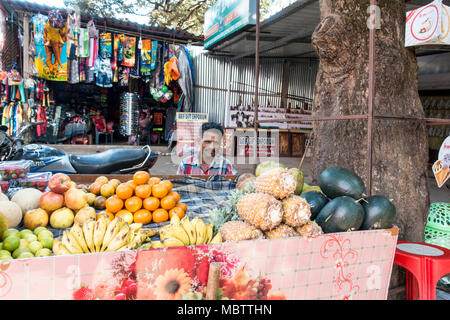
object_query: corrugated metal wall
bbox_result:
[191,49,319,125]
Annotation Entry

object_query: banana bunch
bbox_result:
[156,215,222,247]
[52,214,158,255]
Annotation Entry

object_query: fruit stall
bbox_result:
[0,161,400,300]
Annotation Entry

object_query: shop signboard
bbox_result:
[175,112,208,157]
[235,130,279,162]
[0,228,399,300]
[405,0,450,47]
[433,135,450,187]
[204,0,256,50]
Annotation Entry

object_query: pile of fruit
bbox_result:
[0,227,54,260]
[52,215,157,255]
[87,171,188,225]
[214,163,397,242]
[146,214,222,249]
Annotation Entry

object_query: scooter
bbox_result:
[0,123,158,174]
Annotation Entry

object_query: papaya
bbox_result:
[361,196,396,230]
[315,196,365,233]
[318,167,366,200]
[301,191,329,220]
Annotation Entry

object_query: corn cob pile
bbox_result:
[219,167,323,242]
[52,214,157,255]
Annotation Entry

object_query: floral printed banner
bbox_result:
[0,228,398,300]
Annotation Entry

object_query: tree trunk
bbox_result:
[311,0,430,298]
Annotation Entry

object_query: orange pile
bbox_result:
[93,171,187,225]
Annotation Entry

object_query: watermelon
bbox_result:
[315,196,365,233]
[361,196,396,230]
[300,191,329,220]
[318,167,366,200]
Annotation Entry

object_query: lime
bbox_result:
[3,236,20,252]
[12,247,31,259]
[0,250,11,256]
[0,254,13,260]
[0,242,2,250]
[16,252,34,259]
[19,239,29,248]
[19,229,33,239]
[40,237,53,250]
[24,234,38,243]
[38,230,54,241]
[35,248,52,257]
[2,228,19,240]
[28,241,43,254]
[33,227,47,237]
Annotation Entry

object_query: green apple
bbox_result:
[12,247,31,259]
[3,236,20,252]
[24,234,38,243]
[33,227,48,237]
[2,228,19,241]
[40,237,53,250]
[0,249,11,256]
[19,229,33,239]
[38,230,54,241]
[0,254,13,260]
[28,241,43,254]
[35,248,52,257]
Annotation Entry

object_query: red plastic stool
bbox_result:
[394,241,450,300]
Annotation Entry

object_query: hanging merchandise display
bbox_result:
[67,10,80,84]
[121,36,137,67]
[140,40,153,78]
[78,27,89,58]
[94,56,113,88]
[119,92,140,136]
[164,56,181,85]
[99,32,112,59]
[177,47,195,112]
[32,10,68,81]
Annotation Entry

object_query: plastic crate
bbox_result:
[425,202,450,249]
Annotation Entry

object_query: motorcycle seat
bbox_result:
[69,148,147,174]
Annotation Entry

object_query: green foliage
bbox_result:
[64,0,276,36]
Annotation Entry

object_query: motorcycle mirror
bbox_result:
[0,125,8,132]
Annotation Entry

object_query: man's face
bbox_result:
[200,129,222,164]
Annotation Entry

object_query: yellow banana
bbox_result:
[52,238,71,256]
[162,237,185,247]
[210,232,223,244]
[127,230,147,250]
[165,224,190,245]
[151,241,164,249]
[106,224,130,251]
[101,216,124,252]
[93,215,108,252]
[141,228,157,241]
[205,223,213,244]
[129,223,143,233]
[139,242,153,249]
[170,214,181,226]
[62,231,83,254]
[70,223,90,253]
[181,215,196,245]
[193,218,207,245]
[82,218,96,252]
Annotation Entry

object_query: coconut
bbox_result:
[11,188,43,215]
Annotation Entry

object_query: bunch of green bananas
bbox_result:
[52,214,157,255]
[149,215,222,248]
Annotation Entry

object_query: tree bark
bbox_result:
[311,0,430,299]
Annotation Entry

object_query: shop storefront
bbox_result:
[0,0,200,147]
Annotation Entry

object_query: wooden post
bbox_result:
[205,262,221,300]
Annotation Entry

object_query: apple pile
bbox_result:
[40,173,95,229]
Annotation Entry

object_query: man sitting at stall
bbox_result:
[177,122,237,176]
